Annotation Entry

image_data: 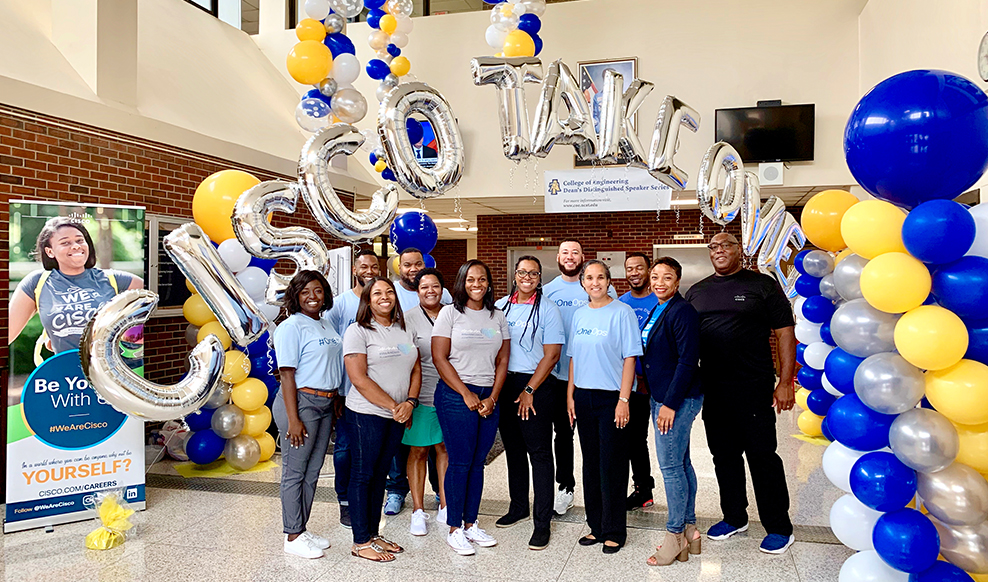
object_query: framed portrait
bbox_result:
[575,57,638,167]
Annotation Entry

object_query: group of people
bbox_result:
[271,232,798,566]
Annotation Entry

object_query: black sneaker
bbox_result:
[339,504,351,529]
[495,511,530,528]
[529,527,551,550]
[626,486,654,511]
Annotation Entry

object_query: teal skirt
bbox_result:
[402,405,444,447]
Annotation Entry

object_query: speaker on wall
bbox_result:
[759,162,784,186]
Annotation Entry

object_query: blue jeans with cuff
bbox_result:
[650,395,703,533]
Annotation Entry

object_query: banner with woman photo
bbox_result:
[5,200,147,533]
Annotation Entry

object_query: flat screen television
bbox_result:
[714,104,815,163]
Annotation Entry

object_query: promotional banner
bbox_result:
[544,167,672,214]
[6,201,146,533]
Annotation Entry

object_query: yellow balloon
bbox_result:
[183,294,216,327]
[926,359,988,426]
[379,14,398,35]
[389,254,400,275]
[797,410,824,437]
[971,573,988,582]
[256,431,276,462]
[954,421,988,473]
[192,170,260,243]
[197,321,232,351]
[295,18,326,42]
[390,56,411,77]
[286,40,332,85]
[835,248,854,264]
[795,387,811,410]
[374,159,387,173]
[860,252,932,314]
[895,306,968,371]
[241,405,272,437]
[231,378,268,412]
[840,199,908,259]
[801,190,859,252]
[185,278,198,294]
[222,350,251,385]
[503,30,536,58]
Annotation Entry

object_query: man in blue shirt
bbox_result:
[395,247,453,310]
[617,252,657,511]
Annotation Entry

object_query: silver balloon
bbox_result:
[471,57,543,161]
[820,274,841,301]
[386,0,413,17]
[379,82,465,198]
[739,171,786,256]
[318,77,338,98]
[211,403,245,439]
[330,87,367,124]
[203,380,233,409]
[383,73,399,88]
[224,434,262,471]
[889,408,960,473]
[328,0,363,18]
[164,223,269,346]
[300,124,399,242]
[647,95,700,190]
[185,324,200,348]
[830,298,900,357]
[376,82,394,103]
[918,462,988,526]
[323,13,345,34]
[517,0,546,16]
[930,515,988,574]
[596,69,653,166]
[833,253,868,301]
[79,290,225,421]
[854,352,926,414]
[758,212,806,299]
[803,250,835,278]
[530,59,597,160]
[697,141,745,225]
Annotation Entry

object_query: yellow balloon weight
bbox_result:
[795,387,811,410]
[183,294,216,327]
[374,159,387,173]
[390,56,411,77]
[185,278,198,294]
[954,421,988,474]
[192,170,260,243]
[295,18,326,42]
[241,405,272,437]
[197,321,232,351]
[379,14,398,34]
[840,199,908,259]
[256,431,276,462]
[231,378,268,412]
[222,350,251,385]
[286,40,332,85]
[895,305,968,371]
[503,30,536,58]
[926,359,988,426]
[801,189,859,252]
[797,410,824,436]
[860,252,932,314]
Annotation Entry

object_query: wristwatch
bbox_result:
[524,385,535,395]
[618,397,629,403]
[406,397,420,408]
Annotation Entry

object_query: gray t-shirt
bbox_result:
[404,307,440,407]
[342,320,419,419]
[432,305,509,387]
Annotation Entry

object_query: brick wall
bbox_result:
[430,238,467,285]
[0,104,353,386]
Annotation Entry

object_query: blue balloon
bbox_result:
[366,59,391,80]
[797,366,824,391]
[367,10,382,28]
[532,33,543,56]
[932,256,988,320]
[186,429,225,465]
[965,318,988,365]
[873,508,940,573]
[406,118,424,145]
[248,256,277,273]
[304,88,332,106]
[902,200,976,264]
[424,254,437,269]
[850,451,917,511]
[794,275,822,297]
[796,343,807,367]
[829,393,898,451]
[908,561,976,582]
[381,168,396,182]
[807,389,836,416]
[185,407,215,432]
[517,13,542,34]
[802,295,835,324]
[246,332,271,358]
[369,152,378,165]
[824,348,864,394]
[249,353,277,378]
[794,249,813,276]
[387,43,401,57]
[323,33,356,57]
[365,0,386,8]
[845,70,988,209]
[921,397,935,410]
[821,414,834,442]
[820,321,835,346]
[389,211,438,254]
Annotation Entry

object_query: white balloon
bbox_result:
[236,266,269,300]
[794,296,807,318]
[395,15,413,34]
[839,550,909,582]
[258,301,281,322]
[390,32,408,48]
[830,494,883,551]
[795,320,823,345]
[823,441,866,493]
[217,239,251,273]
[804,342,834,370]
[485,24,508,50]
[303,0,330,20]
[967,203,988,259]
[368,30,390,51]
[823,373,843,397]
[333,54,360,85]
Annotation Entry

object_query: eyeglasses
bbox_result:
[707,242,738,252]
[515,269,541,279]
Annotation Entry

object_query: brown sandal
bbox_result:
[351,542,395,562]
[371,535,404,554]
[685,524,702,555]
[646,532,689,566]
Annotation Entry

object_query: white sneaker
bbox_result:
[410,509,429,536]
[447,527,476,555]
[284,534,323,559]
[464,523,497,547]
[301,531,331,550]
[554,489,575,515]
[435,505,448,526]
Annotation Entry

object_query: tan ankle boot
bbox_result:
[685,523,702,555]
[647,531,688,566]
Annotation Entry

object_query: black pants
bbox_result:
[574,388,630,546]
[347,409,405,544]
[500,372,556,529]
[702,387,793,537]
[628,391,654,492]
[551,376,576,492]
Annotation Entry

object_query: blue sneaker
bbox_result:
[760,534,795,554]
[706,520,749,540]
[384,493,405,516]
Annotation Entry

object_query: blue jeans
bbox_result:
[650,395,703,533]
[346,408,405,545]
[333,409,351,504]
[434,380,498,528]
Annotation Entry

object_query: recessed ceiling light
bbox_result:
[433,218,468,223]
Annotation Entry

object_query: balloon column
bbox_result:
[483,0,545,58]
[364,0,415,102]
[809,69,988,581]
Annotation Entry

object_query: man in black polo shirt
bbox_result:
[685,232,797,555]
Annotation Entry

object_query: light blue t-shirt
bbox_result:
[567,300,643,392]
[619,291,659,330]
[273,313,344,392]
[543,276,617,381]
[495,295,566,375]
[324,288,361,396]
[395,281,452,311]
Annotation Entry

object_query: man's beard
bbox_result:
[400,274,416,289]
[558,261,581,277]
[629,279,648,293]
